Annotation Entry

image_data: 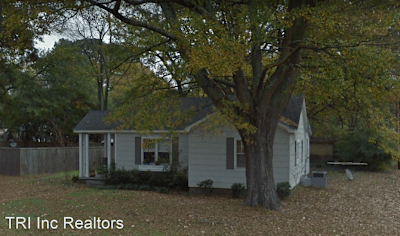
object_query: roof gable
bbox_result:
[282,95,304,126]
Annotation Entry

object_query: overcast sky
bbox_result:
[34,34,60,51]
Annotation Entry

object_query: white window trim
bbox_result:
[294,139,299,167]
[234,138,245,169]
[141,137,172,165]
[301,139,303,165]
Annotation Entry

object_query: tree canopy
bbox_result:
[64,0,400,210]
[1,40,96,145]
[11,0,400,209]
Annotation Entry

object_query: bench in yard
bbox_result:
[327,162,368,166]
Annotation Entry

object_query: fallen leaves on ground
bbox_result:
[0,170,399,235]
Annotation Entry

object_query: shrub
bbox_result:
[71,174,79,183]
[137,185,151,191]
[125,184,138,190]
[147,172,172,187]
[335,129,393,171]
[197,179,213,196]
[116,184,126,190]
[96,164,109,177]
[231,183,246,198]
[102,165,188,194]
[154,187,170,194]
[104,169,134,185]
[171,173,189,191]
[276,182,291,200]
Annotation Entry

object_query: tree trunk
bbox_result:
[242,123,282,210]
[0,0,2,33]
[397,100,399,169]
[104,78,109,110]
[99,47,107,110]
[239,93,290,210]
[97,80,102,110]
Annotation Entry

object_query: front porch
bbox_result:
[79,133,114,178]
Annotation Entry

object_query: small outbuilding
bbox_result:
[73,96,311,190]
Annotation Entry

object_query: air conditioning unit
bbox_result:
[312,171,328,188]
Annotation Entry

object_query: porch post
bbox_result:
[84,133,89,177]
[79,133,83,177]
[107,133,111,169]
[114,133,117,166]
[103,134,107,161]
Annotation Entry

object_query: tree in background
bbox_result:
[0,1,154,145]
[296,25,400,168]
[0,0,61,143]
[1,40,97,146]
[62,6,142,110]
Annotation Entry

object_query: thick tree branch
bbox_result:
[263,44,303,71]
[260,0,310,111]
[89,0,178,40]
[111,39,172,72]
[194,69,227,110]
[304,40,400,51]
[233,68,252,107]
[213,77,236,88]
[174,0,214,20]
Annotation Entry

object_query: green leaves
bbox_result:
[298,43,400,160]
[0,39,97,145]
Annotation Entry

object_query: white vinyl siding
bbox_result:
[114,133,137,170]
[188,125,290,189]
[178,134,189,168]
[289,101,310,188]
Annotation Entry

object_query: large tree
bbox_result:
[68,0,400,209]
[2,40,96,145]
[63,7,118,110]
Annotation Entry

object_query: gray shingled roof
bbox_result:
[73,110,122,131]
[74,96,304,132]
[282,95,304,126]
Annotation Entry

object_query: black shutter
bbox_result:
[135,137,142,165]
[226,137,234,169]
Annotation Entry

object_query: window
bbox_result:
[157,140,170,163]
[236,139,245,168]
[301,140,303,164]
[142,139,171,164]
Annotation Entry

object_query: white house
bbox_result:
[73,96,311,190]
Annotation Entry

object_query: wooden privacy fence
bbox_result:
[0,147,103,176]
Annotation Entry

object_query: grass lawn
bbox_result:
[1,169,400,235]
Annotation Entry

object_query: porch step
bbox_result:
[79,177,105,186]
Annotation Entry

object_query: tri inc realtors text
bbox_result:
[5,216,124,230]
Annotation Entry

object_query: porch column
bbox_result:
[114,133,117,166]
[79,133,83,177]
[84,133,90,177]
[103,134,107,161]
[107,133,111,169]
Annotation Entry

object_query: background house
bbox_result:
[73,96,311,190]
